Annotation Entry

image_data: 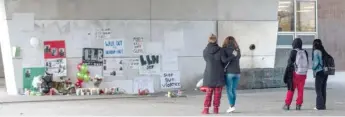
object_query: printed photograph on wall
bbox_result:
[133,37,144,54]
[104,39,124,57]
[22,67,45,89]
[103,58,124,77]
[45,58,67,77]
[82,48,104,66]
[139,54,160,74]
[44,40,66,59]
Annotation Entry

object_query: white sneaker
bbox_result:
[314,107,318,110]
[226,107,236,113]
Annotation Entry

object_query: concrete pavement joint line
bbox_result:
[0,95,158,104]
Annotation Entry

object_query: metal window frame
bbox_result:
[277,0,317,49]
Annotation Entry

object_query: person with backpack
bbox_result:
[283,38,309,110]
[312,39,335,110]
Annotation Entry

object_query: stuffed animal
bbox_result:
[31,75,43,91]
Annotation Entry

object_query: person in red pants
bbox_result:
[283,38,309,110]
[201,34,226,114]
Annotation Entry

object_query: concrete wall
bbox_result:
[1,0,279,95]
[318,0,345,71]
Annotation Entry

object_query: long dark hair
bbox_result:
[312,39,328,61]
[222,36,240,51]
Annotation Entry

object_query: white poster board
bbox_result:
[45,58,67,77]
[145,42,163,54]
[126,58,140,69]
[133,76,154,94]
[139,54,160,75]
[104,39,124,57]
[103,58,124,77]
[160,71,181,89]
[162,51,179,71]
[164,30,184,51]
[132,37,144,54]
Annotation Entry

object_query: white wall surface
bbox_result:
[1,0,280,95]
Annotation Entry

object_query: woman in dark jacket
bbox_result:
[283,38,309,110]
[221,36,241,113]
[202,34,225,114]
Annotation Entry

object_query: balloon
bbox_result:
[77,77,83,82]
[80,64,88,73]
[30,37,40,48]
[77,63,83,71]
[77,72,83,78]
[84,76,90,82]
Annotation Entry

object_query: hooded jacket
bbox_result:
[283,38,309,91]
[222,41,241,74]
[203,43,226,87]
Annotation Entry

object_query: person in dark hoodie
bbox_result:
[221,36,241,113]
[202,34,225,114]
[283,38,309,110]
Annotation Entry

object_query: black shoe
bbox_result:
[296,105,302,110]
[283,105,290,110]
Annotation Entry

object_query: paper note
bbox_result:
[133,76,154,93]
[162,51,179,71]
[160,71,181,89]
[104,39,124,57]
[145,42,162,54]
[103,58,124,77]
[133,37,144,54]
[139,54,161,75]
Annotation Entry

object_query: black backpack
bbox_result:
[323,53,335,75]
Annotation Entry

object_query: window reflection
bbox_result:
[278,0,294,32]
[296,1,316,32]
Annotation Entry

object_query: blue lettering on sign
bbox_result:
[104,41,114,47]
[105,50,123,55]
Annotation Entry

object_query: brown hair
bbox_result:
[208,34,217,43]
[222,36,239,49]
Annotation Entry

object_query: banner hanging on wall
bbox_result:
[103,58,124,77]
[82,48,104,66]
[160,71,181,89]
[45,58,67,77]
[139,54,160,75]
[104,39,124,57]
[44,40,66,59]
[132,37,144,54]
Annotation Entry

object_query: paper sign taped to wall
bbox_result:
[133,76,154,94]
[160,71,181,89]
[164,30,184,51]
[139,54,161,75]
[104,39,124,57]
[145,42,162,54]
[103,58,124,77]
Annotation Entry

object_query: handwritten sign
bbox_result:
[133,37,144,54]
[82,48,103,66]
[139,55,160,74]
[104,39,124,57]
[160,71,181,89]
[127,58,140,69]
[133,76,154,93]
[95,28,111,40]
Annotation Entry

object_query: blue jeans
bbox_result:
[225,73,240,106]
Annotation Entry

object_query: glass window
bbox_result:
[296,1,316,32]
[296,34,315,45]
[278,0,294,32]
[277,35,294,45]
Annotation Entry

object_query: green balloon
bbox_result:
[81,64,88,73]
[84,75,90,82]
[77,72,83,78]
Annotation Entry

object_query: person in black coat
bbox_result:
[201,34,226,114]
[283,38,309,110]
